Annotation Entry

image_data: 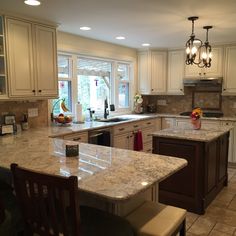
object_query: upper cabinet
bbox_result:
[0,15,7,99]
[167,50,184,95]
[184,47,223,78]
[223,46,236,95]
[138,50,167,95]
[5,16,58,98]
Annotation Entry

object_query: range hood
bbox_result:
[183,77,223,87]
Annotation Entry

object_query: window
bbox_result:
[52,53,133,117]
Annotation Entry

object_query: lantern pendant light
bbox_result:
[198,26,213,68]
[185,16,202,66]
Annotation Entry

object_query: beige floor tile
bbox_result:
[188,216,216,236]
[215,189,235,204]
[186,212,200,230]
[186,232,198,236]
[213,222,236,235]
[228,195,236,211]
[204,206,236,227]
[211,198,230,208]
[209,229,231,236]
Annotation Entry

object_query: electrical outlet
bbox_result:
[233,102,236,109]
[157,100,167,106]
[28,108,38,117]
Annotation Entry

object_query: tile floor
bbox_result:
[186,167,236,236]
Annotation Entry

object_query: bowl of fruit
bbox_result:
[54,113,73,125]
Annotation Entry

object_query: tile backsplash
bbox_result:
[0,100,49,127]
[143,88,236,117]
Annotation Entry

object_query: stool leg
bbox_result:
[179,219,186,236]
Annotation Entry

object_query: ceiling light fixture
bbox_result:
[185,16,202,66]
[198,26,213,68]
[116,36,125,40]
[80,26,91,31]
[24,0,41,6]
[142,43,150,47]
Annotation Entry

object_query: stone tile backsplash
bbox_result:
[0,100,49,127]
[143,88,236,117]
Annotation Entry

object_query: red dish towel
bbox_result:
[134,130,143,151]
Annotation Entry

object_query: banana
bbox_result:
[60,99,70,112]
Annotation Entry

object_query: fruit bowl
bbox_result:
[54,114,72,124]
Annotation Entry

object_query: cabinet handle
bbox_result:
[151,89,154,91]
[147,149,152,152]
[180,89,183,91]
[126,136,129,139]
[147,122,151,125]
[119,128,125,131]
[73,137,81,141]
[38,90,42,93]
[203,72,206,75]
[32,90,35,93]
[133,125,138,128]
[129,135,133,138]
[223,88,226,91]
[199,73,201,76]
[147,134,152,137]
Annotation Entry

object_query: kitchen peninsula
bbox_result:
[152,127,231,214]
[0,128,187,216]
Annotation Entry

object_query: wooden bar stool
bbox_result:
[126,201,186,236]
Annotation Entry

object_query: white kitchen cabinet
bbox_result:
[222,46,236,95]
[63,132,88,143]
[5,16,58,98]
[167,50,184,95]
[184,47,223,78]
[138,50,167,95]
[0,15,8,99]
[113,132,134,150]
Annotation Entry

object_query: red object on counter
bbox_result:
[134,130,143,151]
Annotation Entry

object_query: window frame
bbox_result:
[52,52,134,118]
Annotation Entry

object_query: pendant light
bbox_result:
[185,16,202,66]
[198,26,213,68]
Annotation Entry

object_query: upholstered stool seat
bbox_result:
[126,201,186,236]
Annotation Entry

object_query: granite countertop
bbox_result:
[152,126,232,142]
[0,129,187,202]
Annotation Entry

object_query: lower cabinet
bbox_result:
[153,132,229,214]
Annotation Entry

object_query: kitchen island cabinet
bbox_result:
[152,127,230,214]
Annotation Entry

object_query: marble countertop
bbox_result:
[152,127,232,142]
[0,129,187,202]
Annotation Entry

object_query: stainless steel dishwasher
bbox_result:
[88,128,112,147]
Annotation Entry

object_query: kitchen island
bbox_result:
[152,127,231,214]
[0,128,187,216]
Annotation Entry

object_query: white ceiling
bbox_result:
[1,0,236,49]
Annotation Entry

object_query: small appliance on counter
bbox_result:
[0,113,17,135]
[147,103,156,113]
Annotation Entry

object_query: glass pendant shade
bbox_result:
[198,26,213,68]
[185,16,202,65]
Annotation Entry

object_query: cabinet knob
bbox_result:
[73,137,81,141]
[199,73,201,76]
[38,90,42,93]
[223,88,226,91]
[180,89,183,91]
[32,90,35,93]
[151,89,154,91]
[203,72,206,75]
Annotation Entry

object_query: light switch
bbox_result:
[28,108,38,117]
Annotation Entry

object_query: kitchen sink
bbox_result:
[98,117,133,123]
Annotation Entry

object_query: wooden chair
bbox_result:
[126,201,186,236]
[10,163,135,236]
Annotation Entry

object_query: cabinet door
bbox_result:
[151,51,167,94]
[34,25,58,97]
[113,133,129,150]
[223,46,236,95]
[138,51,151,94]
[167,50,184,95]
[6,18,35,97]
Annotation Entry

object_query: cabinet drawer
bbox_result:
[142,127,153,143]
[141,119,155,129]
[220,121,235,126]
[63,132,88,143]
[113,123,133,135]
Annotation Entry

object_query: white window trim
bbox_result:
[53,52,134,118]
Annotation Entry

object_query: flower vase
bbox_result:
[191,119,201,130]
[134,103,143,114]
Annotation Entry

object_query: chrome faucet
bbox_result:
[104,98,109,119]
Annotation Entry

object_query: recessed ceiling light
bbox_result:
[142,43,150,47]
[80,26,91,31]
[116,36,125,40]
[24,0,41,6]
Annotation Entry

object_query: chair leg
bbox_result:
[179,219,186,236]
